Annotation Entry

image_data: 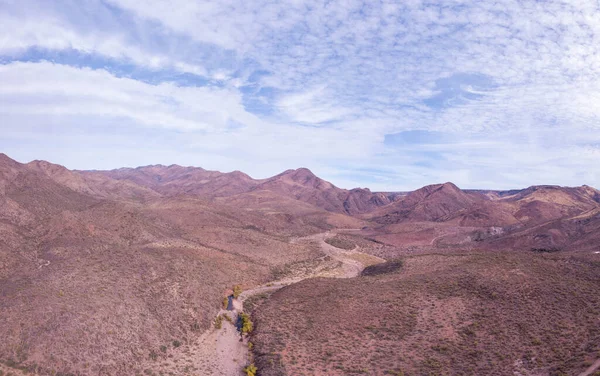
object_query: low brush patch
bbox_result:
[530,247,561,253]
[361,260,403,276]
[324,236,355,250]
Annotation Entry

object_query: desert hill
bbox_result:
[370,182,480,223]
[0,155,325,374]
[252,251,600,376]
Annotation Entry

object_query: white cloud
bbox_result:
[276,86,355,125]
[0,1,209,76]
[1,0,600,190]
[0,61,251,131]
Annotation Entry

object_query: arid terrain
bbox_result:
[1,153,599,376]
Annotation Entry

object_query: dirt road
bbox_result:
[295,231,385,278]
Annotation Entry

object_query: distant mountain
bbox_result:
[250,168,399,215]
[27,159,159,201]
[91,165,398,215]
[370,182,480,223]
[92,164,257,197]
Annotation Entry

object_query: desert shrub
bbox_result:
[243,363,258,376]
[233,285,243,298]
[214,315,224,329]
[240,312,253,334]
[149,350,158,361]
[223,296,229,309]
[172,340,181,348]
[366,237,385,244]
[159,345,167,353]
[361,260,403,276]
[243,225,261,232]
[472,230,485,242]
[385,371,404,376]
[531,247,561,253]
[222,313,233,323]
[324,236,355,250]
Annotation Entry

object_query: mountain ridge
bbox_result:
[1,152,600,375]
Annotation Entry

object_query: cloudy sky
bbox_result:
[1,0,600,190]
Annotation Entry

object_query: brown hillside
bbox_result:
[251,252,600,376]
[0,155,323,375]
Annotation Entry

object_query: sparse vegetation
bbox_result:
[531,247,561,253]
[251,252,600,375]
[214,315,223,329]
[240,312,253,334]
[222,313,233,324]
[324,235,355,250]
[233,285,243,299]
[243,363,257,376]
[361,259,403,276]
[243,292,272,315]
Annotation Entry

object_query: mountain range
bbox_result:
[1,152,599,375]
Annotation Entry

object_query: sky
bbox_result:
[1,0,600,191]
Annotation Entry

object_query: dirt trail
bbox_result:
[149,231,383,375]
[294,231,385,278]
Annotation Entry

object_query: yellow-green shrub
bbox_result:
[214,315,223,329]
[240,312,253,334]
[233,285,243,298]
[243,363,257,376]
